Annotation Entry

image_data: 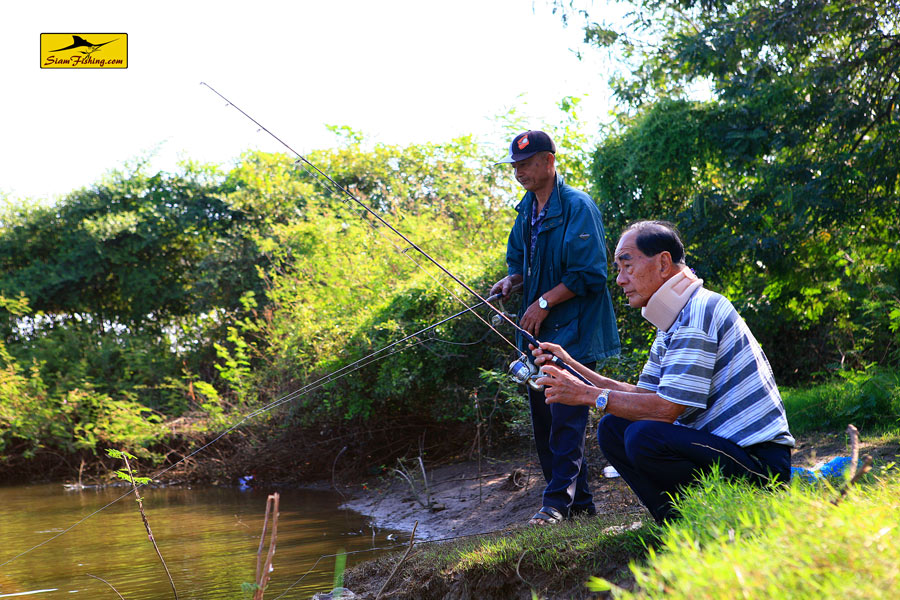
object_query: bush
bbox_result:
[0,338,164,460]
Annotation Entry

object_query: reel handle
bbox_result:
[519,331,595,388]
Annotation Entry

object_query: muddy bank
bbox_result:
[337,447,647,542]
[331,450,647,600]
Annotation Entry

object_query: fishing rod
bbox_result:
[0,293,505,569]
[240,291,507,417]
[200,83,595,388]
[1,87,589,570]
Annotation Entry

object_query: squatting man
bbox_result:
[531,220,794,522]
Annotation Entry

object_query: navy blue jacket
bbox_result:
[506,174,620,363]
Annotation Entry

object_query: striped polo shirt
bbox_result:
[637,287,795,448]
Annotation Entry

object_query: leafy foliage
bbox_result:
[0,304,164,459]
[577,0,900,379]
[0,164,246,324]
[782,365,900,434]
[107,448,152,485]
[240,136,516,422]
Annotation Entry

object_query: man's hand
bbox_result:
[489,274,523,299]
[530,341,573,367]
[535,364,595,407]
[519,299,549,337]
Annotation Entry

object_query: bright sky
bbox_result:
[1,0,623,201]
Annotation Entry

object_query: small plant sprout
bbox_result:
[106,448,178,599]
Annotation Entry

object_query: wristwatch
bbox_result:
[595,388,611,411]
[538,296,549,310]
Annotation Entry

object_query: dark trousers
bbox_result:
[597,415,791,523]
[528,361,595,516]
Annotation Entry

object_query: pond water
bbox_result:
[0,483,403,599]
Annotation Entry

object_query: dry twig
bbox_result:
[254,493,280,600]
[832,424,874,505]
[515,548,537,590]
[375,520,418,600]
[392,455,434,510]
[332,446,348,500]
[86,573,126,600]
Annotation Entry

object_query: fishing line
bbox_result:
[290,152,518,354]
[200,83,594,387]
[286,138,518,355]
[218,292,506,420]
[0,293,502,569]
[0,337,437,567]
[424,329,492,346]
[201,83,521,337]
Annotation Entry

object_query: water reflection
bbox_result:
[0,484,402,599]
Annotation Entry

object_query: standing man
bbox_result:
[490,130,620,524]
[532,221,794,523]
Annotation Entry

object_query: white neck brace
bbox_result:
[641,269,703,331]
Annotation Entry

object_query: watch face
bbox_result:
[539,297,548,309]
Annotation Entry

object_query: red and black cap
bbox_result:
[496,130,556,164]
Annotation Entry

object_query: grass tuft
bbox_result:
[598,468,900,599]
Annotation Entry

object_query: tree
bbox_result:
[567,0,900,377]
[0,164,247,328]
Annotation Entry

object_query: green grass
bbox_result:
[782,366,900,436]
[348,512,656,598]
[592,466,900,599]
[413,511,652,576]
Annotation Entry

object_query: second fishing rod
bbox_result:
[201,83,596,389]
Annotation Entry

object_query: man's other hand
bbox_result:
[520,299,549,337]
[489,274,523,299]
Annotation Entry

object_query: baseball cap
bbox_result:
[495,130,556,164]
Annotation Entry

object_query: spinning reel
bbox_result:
[490,295,517,328]
[508,354,545,391]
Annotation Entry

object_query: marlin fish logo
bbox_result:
[51,35,117,55]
